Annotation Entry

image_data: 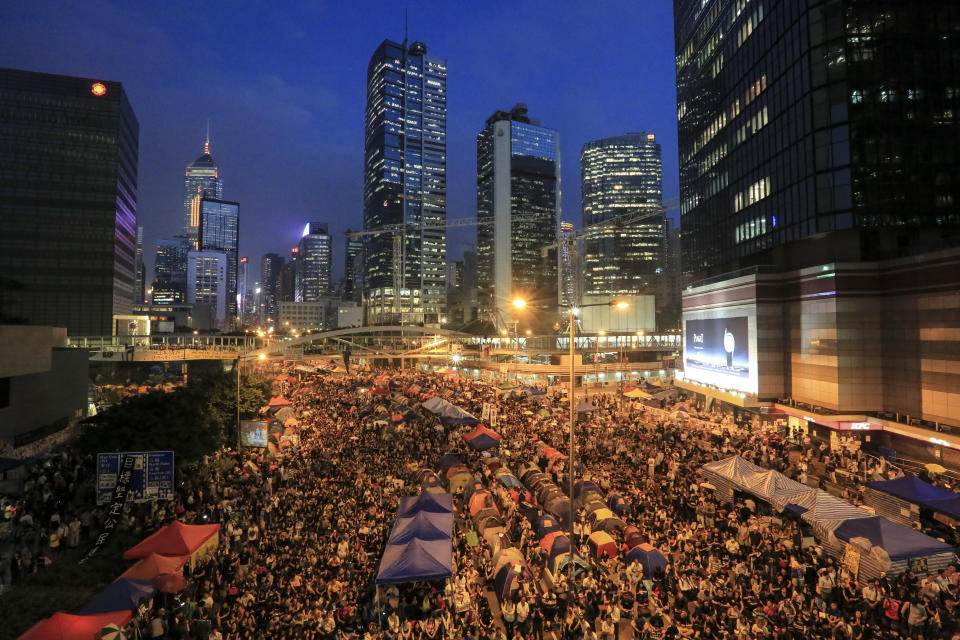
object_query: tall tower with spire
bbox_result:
[183,125,222,248]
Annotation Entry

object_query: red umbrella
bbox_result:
[153,572,190,594]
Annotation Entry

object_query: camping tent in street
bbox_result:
[18,611,134,640]
[866,474,960,526]
[375,538,453,584]
[78,578,155,615]
[462,424,502,450]
[625,543,669,576]
[123,521,221,563]
[833,517,952,561]
[267,396,292,408]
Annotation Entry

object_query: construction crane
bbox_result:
[348,214,546,318]
[543,198,681,310]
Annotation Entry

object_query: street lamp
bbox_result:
[564,300,628,610]
[236,352,267,449]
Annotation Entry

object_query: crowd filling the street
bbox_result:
[4,367,960,640]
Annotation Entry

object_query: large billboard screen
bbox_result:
[240,420,268,448]
[684,316,750,381]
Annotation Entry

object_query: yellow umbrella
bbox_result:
[925,463,948,474]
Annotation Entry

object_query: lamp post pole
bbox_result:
[568,307,576,605]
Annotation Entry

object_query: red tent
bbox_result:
[123,521,221,560]
[18,611,133,640]
[153,572,191,594]
[267,397,292,407]
[461,424,502,444]
[119,552,189,581]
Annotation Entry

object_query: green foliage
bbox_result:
[75,371,272,462]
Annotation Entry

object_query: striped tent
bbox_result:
[699,456,767,502]
[788,489,874,539]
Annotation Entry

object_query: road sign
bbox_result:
[97,451,175,505]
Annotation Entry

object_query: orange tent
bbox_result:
[119,552,189,581]
[18,611,133,640]
[123,521,221,561]
[468,491,498,516]
[268,397,292,407]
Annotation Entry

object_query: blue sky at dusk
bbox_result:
[0,1,678,282]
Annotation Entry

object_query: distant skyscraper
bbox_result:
[278,248,298,308]
[260,253,284,324]
[581,133,664,298]
[558,221,579,309]
[183,130,222,249]
[0,68,138,335]
[477,104,560,325]
[343,233,364,303]
[187,250,227,329]
[196,197,239,323]
[238,256,249,325]
[297,222,332,301]
[363,39,447,325]
[134,226,146,305]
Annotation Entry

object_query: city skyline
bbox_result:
[0,1,678,284]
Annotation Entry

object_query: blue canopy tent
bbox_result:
[376,538,453,584]
[575,401,600,414]
[867,474,960,521]
[421,397,480,425]
[388,511,455,545]
[78,578,156,615]
[396,492,454,518]
[832,517,952,561]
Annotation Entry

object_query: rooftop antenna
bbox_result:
[403,8,408,46]
[204,119,211,155]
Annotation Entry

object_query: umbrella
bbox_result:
[926,463,948,474]
[153,572,190,594]
[101,624,126,640]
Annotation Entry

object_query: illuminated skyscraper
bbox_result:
[362,39,447,325]
[0,68,138,335]
[558,221,579,309]
[197,197,238,323]
[260,253,284,323]
[134,225,146,305]
[183,128,222,249]
[343,234,364,303]
[581,133,664,298]
[477,104,560,325]
[297,222,332,301]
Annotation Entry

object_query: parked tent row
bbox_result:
[699,456,953,578]
[519,462,571,528]
[376,492,454,584]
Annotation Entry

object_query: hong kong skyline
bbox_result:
[0,1,678,281]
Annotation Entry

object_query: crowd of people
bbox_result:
[2,367,959,640]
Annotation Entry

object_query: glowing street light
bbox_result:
[512,298,527,309]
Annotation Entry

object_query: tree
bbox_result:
[76,371,271,462]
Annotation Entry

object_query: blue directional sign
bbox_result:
[97,451,175,505]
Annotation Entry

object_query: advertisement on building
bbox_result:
[240,420,268,448]
[683,316,755,393]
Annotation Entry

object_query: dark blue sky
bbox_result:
[0,0,678,283]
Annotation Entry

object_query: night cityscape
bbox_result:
[0,1,959,639]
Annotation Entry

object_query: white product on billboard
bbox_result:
[683,316,756,394]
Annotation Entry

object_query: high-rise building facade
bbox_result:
[674,0,960,427]
[183,133,222,249]
[580,133,664,297]
[133,226,146,306]
[557,221,579,310]
[477,104,560,326]
[675,0,959,278]
[363,39,447,325]
[151,237,188,304]
[0,68,138,335]
[197,197,239,323]
[343,234,364,303]
[297,222,332,301]
[186,250,227,329]
[260,253,284,325]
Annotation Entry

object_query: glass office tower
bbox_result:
[363,39,447,325]
[197,197,239,323]
[477,104,560,326]
[343,235,365,303]
[581,133,664,297]
[183,133,223,250]
[675,0,960,277]
[260,253,284,324]
[0,67,138,335]
[297,222,332,301]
